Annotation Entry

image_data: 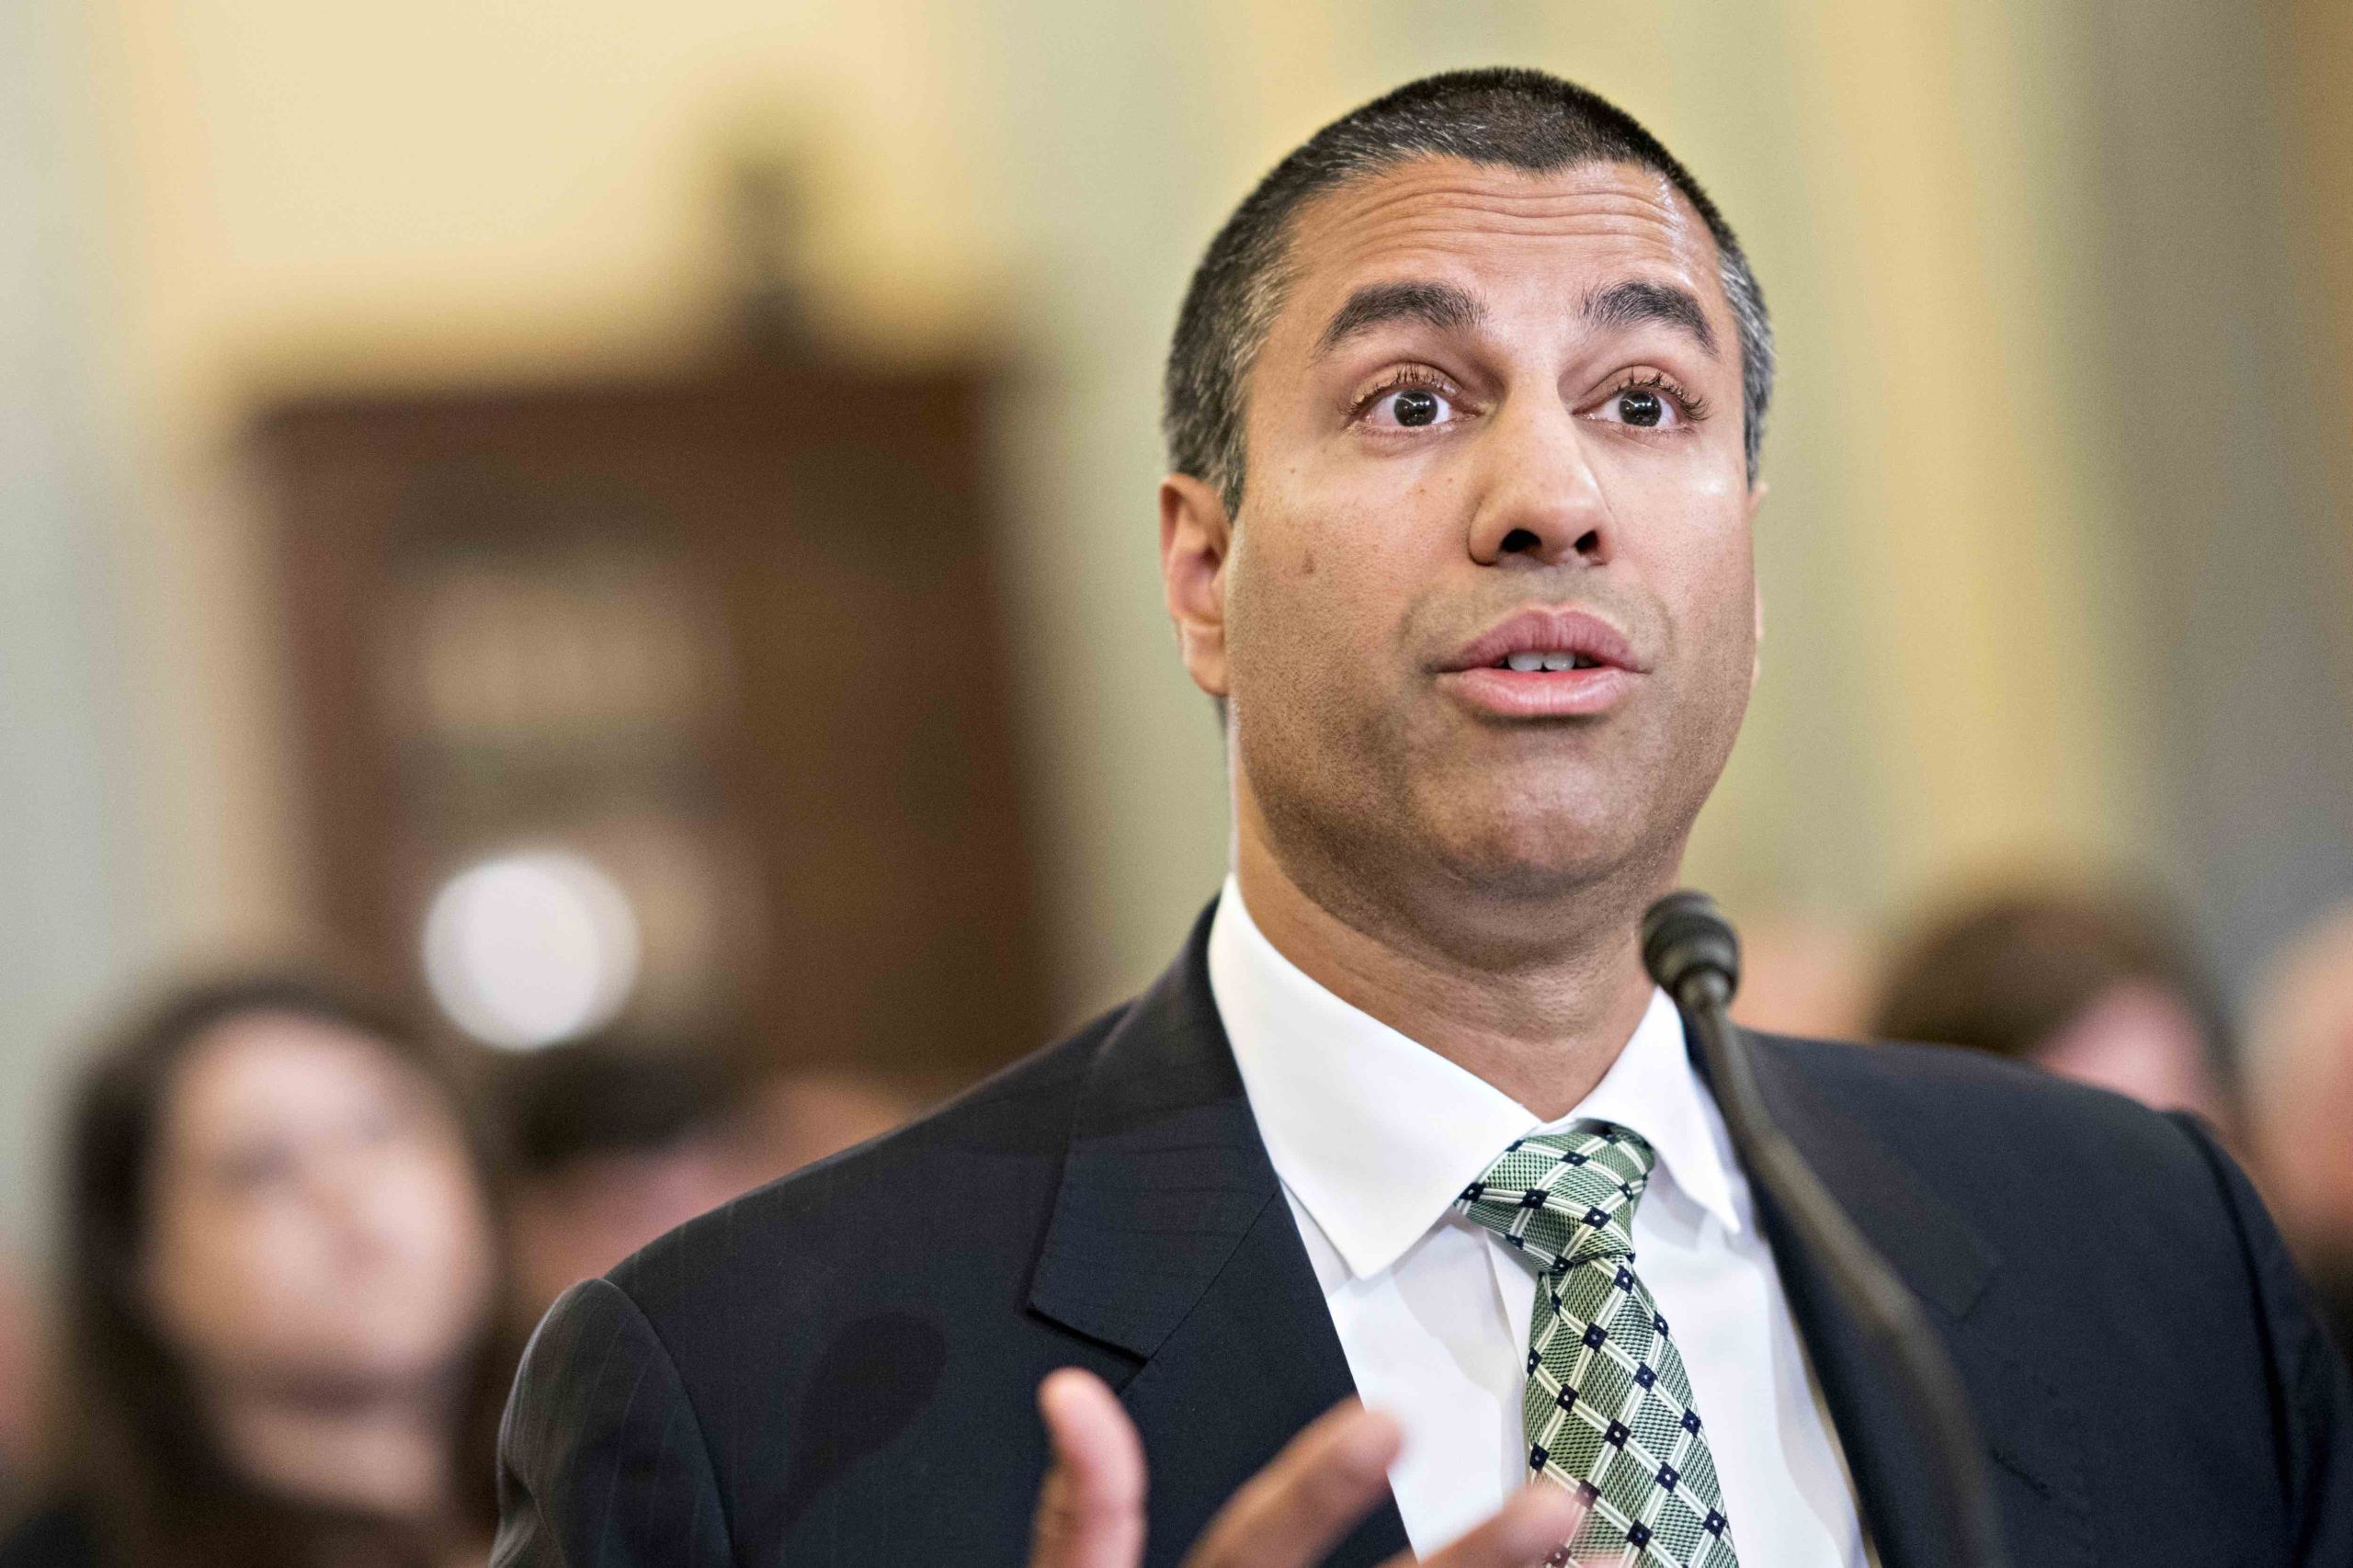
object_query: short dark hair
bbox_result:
[1164,67,1775,514]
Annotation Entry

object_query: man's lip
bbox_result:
[1439,665,1635,719]
[1435,608,1645,674]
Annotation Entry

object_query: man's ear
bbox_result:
[1160,472,1233,699]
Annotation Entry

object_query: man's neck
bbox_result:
[1233,831,1663,1122]
[210,1380,455,1522]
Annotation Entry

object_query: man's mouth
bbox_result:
[1495,650,1604,673]
[1434,608,1644,719]
[1438,608,1643,676]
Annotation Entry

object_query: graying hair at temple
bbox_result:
[1161,66,1779,516]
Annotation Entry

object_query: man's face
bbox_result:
[1165,155,1761,924]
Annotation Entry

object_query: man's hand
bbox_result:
[1029,1369,1584,1568]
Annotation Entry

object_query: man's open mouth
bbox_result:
[1495,651,1604,672]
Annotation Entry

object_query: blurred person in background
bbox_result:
[499,1038,741,1326]
[1869,884,2240,1136]
[721,1069,927,1193]
[500,1038,923,1324]
[2246,903,2353,1354]
[0,975,509,1568]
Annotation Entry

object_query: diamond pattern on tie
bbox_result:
[1457,1122,1740,1568]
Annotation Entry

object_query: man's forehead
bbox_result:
[1278,155,1719,320]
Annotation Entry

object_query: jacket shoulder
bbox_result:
[494,1277,733,1568]
[1756,1032,2353,1552]
[570,1003,1137,1559]
[0,1504,101,1568]
[613,1000,1124,1311]
[1757,1029,2217,1175]
[1752,1031,2256,1309]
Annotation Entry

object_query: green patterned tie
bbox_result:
[1456,1122,1740,1568]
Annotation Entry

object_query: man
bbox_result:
[494,69,2353,1567]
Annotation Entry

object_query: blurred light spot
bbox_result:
[423,849,641,1050]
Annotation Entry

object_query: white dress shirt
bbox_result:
[1207,880,1869,1565]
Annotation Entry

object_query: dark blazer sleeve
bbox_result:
[2168,1114,2353,1563]
[493,1277,735,1568]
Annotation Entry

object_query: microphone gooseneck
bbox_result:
[1642,891,2012,1568]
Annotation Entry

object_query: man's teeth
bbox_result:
[1500,651,1597,672]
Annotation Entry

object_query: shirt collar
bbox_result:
[1208,876,1745,1282]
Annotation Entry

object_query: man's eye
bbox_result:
[1617,389,1665,426]
[1369,385,1457,429]
[1589,383,1686,429]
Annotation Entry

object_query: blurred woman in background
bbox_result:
[0,974,509,1568]
[1869,883,2241,1138]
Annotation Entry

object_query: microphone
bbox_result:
[1643,891,2011,1568]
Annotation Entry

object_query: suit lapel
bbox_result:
[1029,904,1411,1567]
[1737,1031,2092,1568]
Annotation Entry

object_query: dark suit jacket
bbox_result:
[0,1504,100,1568]
[494,904,2353,1567]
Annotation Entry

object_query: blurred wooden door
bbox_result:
[255,364,1048,1082]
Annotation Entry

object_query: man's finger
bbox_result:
[1031,1369,1148,1568]
[1403,1483,1586,1568]
[1181,1400,1403,1568]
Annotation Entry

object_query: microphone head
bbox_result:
[1642,890,1741,1003]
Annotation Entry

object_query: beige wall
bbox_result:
[0,0,148,1246]
[65,0,2330,1035]
[2289,0,2353,688]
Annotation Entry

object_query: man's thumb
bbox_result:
[1030,1369,1148,1568]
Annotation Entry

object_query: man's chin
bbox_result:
[1249,753,1672,928]
[1414,780,1643,864]
[1413,817,1649,907]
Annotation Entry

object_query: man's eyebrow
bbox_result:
[1313,280,1485,357]
[1580,279,1718,356]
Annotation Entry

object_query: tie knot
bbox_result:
[1455,1120,1656,1271]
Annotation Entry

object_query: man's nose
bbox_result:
[1463,395,1612,569]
